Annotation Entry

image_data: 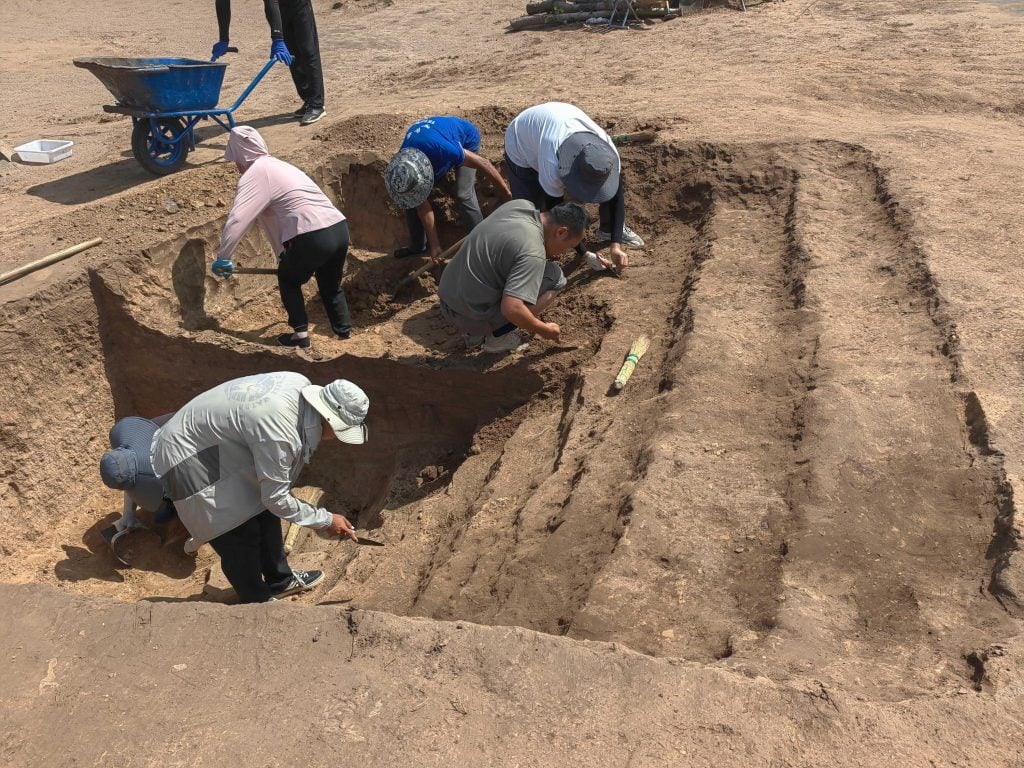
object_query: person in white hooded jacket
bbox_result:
[151,371,369,603]
[213,126,352,349]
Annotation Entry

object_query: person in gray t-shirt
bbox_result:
[438,199,588,353]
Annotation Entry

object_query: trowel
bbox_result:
[100,521,147,565]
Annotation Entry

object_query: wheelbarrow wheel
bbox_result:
[131,117,191,176]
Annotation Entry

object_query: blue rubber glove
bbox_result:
[270,39,294,66]
[211,258,235,278]
[211,41,230,61]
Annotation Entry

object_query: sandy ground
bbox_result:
[4,0,1024,765]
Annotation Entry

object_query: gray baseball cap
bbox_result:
[385,148,434,210]
[556,131,620,203]
[100,447,138,489]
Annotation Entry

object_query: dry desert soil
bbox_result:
[3,0,1024,765]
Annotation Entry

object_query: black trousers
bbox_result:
[281,0,325,110]
[208,510,293,604]
[277,220,352,336]
[404,165,485,250]
[504,153,626,253]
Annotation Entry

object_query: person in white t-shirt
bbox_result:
[504,102,644,274]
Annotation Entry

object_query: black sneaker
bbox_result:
[273,569,324,597]
[299,107,325,126]
[291,104,307,119]
[278,333,310,349]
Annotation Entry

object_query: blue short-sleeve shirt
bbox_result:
[400,117,481,181]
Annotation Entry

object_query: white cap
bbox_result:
[301,380,369,445]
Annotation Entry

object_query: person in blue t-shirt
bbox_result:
[384,116,512,262]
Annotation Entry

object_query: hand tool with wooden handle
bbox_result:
[285,486,325,553]
[610,130,658,146]
[0,237,103,286]
[390,236,467,294]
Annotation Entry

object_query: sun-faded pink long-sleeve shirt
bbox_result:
[217,126,345,261]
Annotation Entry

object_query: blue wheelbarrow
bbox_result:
[73,55,276,175]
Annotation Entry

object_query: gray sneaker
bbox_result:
[464,334,485,350]
[273,569,324,597]
[483,330,528,353]
[595,224,644,247]
[299,107,325,126]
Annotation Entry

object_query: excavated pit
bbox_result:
[1,132,1021,699]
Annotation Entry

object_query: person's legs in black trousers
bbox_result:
[313,221,353,338]
[208,510,293,604]
[280,0,325,111]
[403,207,428,253]
[454,165,484,232]
[277,221,352,338]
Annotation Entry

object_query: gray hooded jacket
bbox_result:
[151,372,331,553]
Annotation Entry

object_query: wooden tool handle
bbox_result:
[611,130,658,146]
[407,237,468,280]
[233,266,278,275]
[0,237,103,286]
[394,236,468,290]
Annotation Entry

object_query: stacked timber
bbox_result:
[510,0,680,31]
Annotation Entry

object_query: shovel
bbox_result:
[389,237,467,297]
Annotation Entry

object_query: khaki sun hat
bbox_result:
[301,379,370,445]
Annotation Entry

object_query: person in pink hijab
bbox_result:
[213,126,351,347]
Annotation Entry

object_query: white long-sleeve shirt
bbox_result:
[503,102,619,199]
[151,372,331,553]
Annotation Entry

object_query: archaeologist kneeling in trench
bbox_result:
[212,126,353,349]
[437,199,588,353]
[151,372,368,603]
[98,413,179,562]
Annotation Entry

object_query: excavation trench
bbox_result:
[0,134,1020,696]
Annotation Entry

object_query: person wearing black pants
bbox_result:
[279,0,325,124]
[214,126,353,348]
[212,0,326,126]
[277,220,352,346]
[208,509,295,603]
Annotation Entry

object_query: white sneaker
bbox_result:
[595,225,644,247]
[483,330,528,353]
[463,334,485,350]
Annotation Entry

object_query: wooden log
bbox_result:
[511,7,678,30]
[0,237,103,286]
[527,0,670,12]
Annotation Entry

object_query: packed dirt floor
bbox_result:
[4,0,1024,765]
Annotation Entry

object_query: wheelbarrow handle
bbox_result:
[227,59,277,113]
